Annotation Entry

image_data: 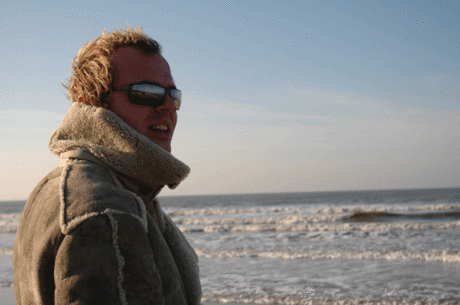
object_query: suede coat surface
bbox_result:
[13,103,202,305]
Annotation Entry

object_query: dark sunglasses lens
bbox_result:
[130,84,164,107]
[128,84,181,110]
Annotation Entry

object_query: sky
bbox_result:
[1,0,459,200]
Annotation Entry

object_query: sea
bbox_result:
[1,188,460,304]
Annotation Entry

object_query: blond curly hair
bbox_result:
[64,26,161,107]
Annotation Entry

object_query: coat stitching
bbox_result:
[106,213,128,305]
[59,164,149,235]
[59,163,72,234]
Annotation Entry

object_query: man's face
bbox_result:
[108,46,178,152]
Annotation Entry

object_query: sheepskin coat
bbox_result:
[13,102,201,305]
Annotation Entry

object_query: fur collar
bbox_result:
[49,102,190,190]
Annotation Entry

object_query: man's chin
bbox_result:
[152,140,171,153]
[145,133,172,152]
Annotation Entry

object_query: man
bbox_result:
[13,27,201,305]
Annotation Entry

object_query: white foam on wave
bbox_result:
[174,214,346,226]
[201,292,459,305]
[0,249,13,257]
[410,203,460,211]
[0,214,20,233]
[165,203,460,217]
[166,206,303,217]
[177,219,460,233]
[196,248,460,264]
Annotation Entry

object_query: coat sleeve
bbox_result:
[54,213,165,305]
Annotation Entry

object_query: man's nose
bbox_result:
[156,95,176,112]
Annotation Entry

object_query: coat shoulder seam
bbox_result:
[59,163,148,235]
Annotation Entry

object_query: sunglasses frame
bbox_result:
[112,81,181,110]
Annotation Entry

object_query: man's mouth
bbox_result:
[149,125,170,133]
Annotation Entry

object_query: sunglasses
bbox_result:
[112,82,181,110]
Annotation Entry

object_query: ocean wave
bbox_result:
[166,203,460,217]
[196,248,460,263]
[201,292,460,304]
[345,211,460,222]
[2,204,458,233]
[178,220,460,233]
[173,211,460,228]
[0,281,13,288]
[173,214,347,226]
[0,214,20,233]
[166,206,304,217]
[0,248,13,256]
